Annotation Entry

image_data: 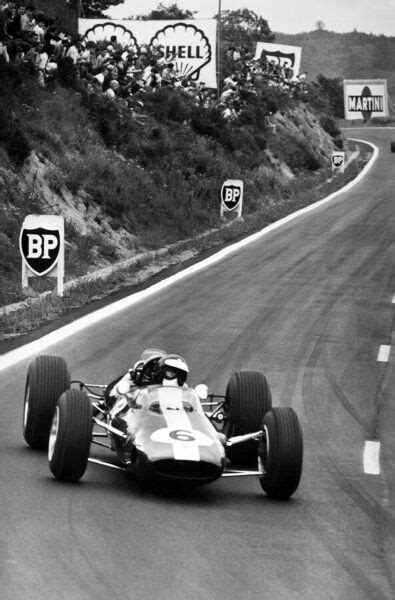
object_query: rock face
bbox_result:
[21,152,138,265]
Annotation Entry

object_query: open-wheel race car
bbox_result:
[23,353,303,499]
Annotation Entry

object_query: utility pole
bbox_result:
[217,0,222,100]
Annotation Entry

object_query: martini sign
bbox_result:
[343,79,388,121]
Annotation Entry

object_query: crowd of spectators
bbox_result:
[0,2,307,123]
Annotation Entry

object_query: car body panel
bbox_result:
[109,385,226,484]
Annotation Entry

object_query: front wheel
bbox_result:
[23,355,70,450]
[48,389,93,482]
[225,371,272,466]
[259,407,303,499]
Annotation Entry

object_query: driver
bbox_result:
[103,350,189,410]
[104,348,166,408]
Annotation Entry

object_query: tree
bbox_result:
[219,9,275,49]
[315,20,326,31]
[66,0,125,18]
[136,3,197,20]
[315,74,344,117]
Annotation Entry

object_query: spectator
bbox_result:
[20,5,35,37]
[66,39,81,63]
[105,78,119,100]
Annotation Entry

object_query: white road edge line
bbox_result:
[377,345,391,362]
[0,139,379,373]
[363,441,380,475]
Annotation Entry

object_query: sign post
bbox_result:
[19,215,65,296]
[220,180,243,218]
[331,151,345,173]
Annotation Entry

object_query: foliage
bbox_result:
[66,0,125,18]
[135,2,197,20]
[219,9,275,50]
[0,62,32,164]
[315,74,344,118]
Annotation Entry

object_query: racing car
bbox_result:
[22,354,303,499]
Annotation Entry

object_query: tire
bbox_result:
[48,389,93,482]
[225,371,272,466]
[23,355,70,450]
[259,407,303,499]
[391,142,395,153]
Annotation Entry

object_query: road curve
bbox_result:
[0,128,393,600]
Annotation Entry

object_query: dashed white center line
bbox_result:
[377,345,390,362]
[363,441,380,475]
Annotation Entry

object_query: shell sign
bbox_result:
[79,19,217,88]
[343,80,388,121]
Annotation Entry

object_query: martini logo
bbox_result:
[20,220,62,276]
[221,180,243,212]
[149,23,211,80]
[344,80,388,121]
[348,86,383,120]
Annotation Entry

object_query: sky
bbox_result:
[105,0,395,36]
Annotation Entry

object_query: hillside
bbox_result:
[0,56,372,338]
[275,30,395,104]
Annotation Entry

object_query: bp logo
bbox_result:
[260,49,295,69]
[19,218,62,276]
[221,180,243,211]
[331,152,345,169]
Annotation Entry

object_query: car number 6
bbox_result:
[169,429,196,442]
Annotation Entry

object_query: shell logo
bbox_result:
[83,22,139,53]
[149,23,211,80]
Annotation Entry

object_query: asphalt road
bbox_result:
[0,128,393,600]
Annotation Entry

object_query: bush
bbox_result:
[319,115,341,138]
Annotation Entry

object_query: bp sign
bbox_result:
[220,180,243,218]
[331,151,345,172]
[19,215,65,295]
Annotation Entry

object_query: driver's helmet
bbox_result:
[157,354,189,387]
[132,348,166,386]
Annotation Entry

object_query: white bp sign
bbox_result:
[79,19,217,88]
[343,80,388,121]
[220,180,243,218]
[254,42,302,78]
[19,215,65,296]
[331,151,345,172]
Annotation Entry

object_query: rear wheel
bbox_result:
[23,355,70,450]
[48,389,93,482]
[259,407,303,499]
[225,371,272,466]
[390,141,395,153]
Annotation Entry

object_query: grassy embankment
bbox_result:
[0,61,369,339]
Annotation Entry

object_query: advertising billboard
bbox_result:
[254,42,302,77]
[343,79,388,121]
[78,19,217,88]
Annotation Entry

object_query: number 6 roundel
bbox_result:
[151,427,213,446]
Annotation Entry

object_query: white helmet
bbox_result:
[158,355,189,386]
